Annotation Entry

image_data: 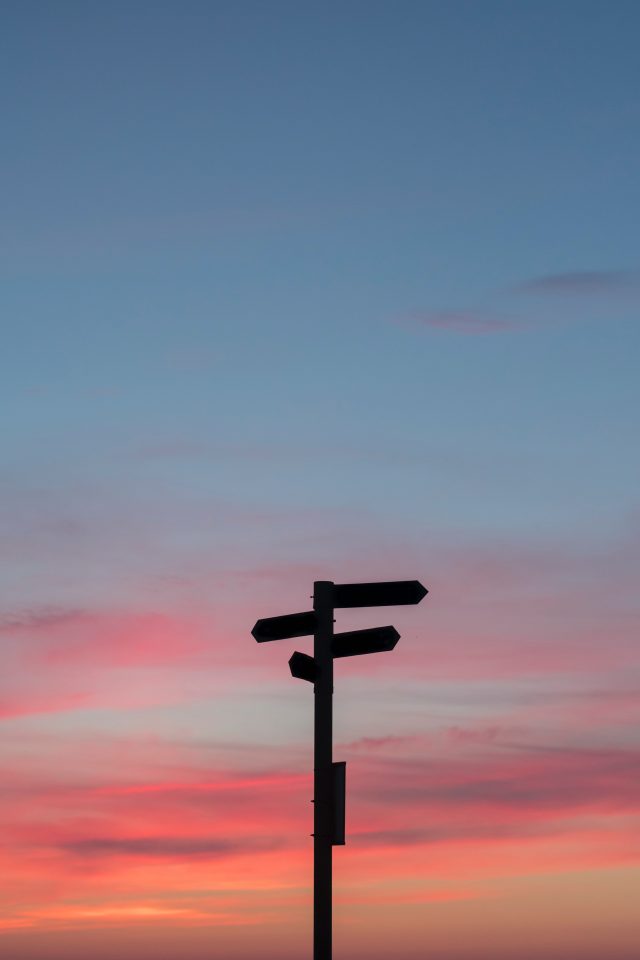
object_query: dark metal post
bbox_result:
[313,580,334,960]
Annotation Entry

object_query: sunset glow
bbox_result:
[2,2,640,959]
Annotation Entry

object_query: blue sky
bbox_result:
[3,4,639,545]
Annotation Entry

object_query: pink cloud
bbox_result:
[338,735,422,752]
[60,835,282,860]
[0,692,93,720]
[352,743,640,826]
[396,266,640,341]
[1,724,638,947]
[6,733,637,858]
[1,607,204,669]
[380,529,640,681]
[0,608,89,634]
[445,724,526,745]
[517,269,640,297]
[0,606,227,719]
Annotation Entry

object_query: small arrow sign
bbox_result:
[252,611,317,642]
[289,651,317,683]
[332,625,400,658]
[332,579,427,609]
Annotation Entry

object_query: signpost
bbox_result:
[252,579,428,960]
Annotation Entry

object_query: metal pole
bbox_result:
[313,580,334,960]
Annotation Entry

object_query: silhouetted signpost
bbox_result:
[252,579,428,960]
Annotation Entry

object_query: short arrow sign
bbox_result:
[289,651,317,683]
[252,611,317,642]
[332,625,400,658]
[332,579,427,609]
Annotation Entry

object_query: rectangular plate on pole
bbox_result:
[332,580,427,608]
[252,611,317,642]
[332,761,346,846]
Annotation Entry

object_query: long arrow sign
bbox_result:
[332,579,427,608]
[252,610,316,642]
[332,625,400,658]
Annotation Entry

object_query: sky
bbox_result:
[1,1,639,958]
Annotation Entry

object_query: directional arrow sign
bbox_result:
[332,625,400,658]
[252,611,317,642]
[332,579,427,609]
[289,651,317,683]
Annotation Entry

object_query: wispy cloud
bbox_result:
[362,744,640,817]
[402,266,639,336]
[1,724,637,939]
[61,835,280,859]
[1,606,203,668]
[0,606,217,720]
[0,607,89,634]
[517,269,639,297]
[0,692,93,720]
